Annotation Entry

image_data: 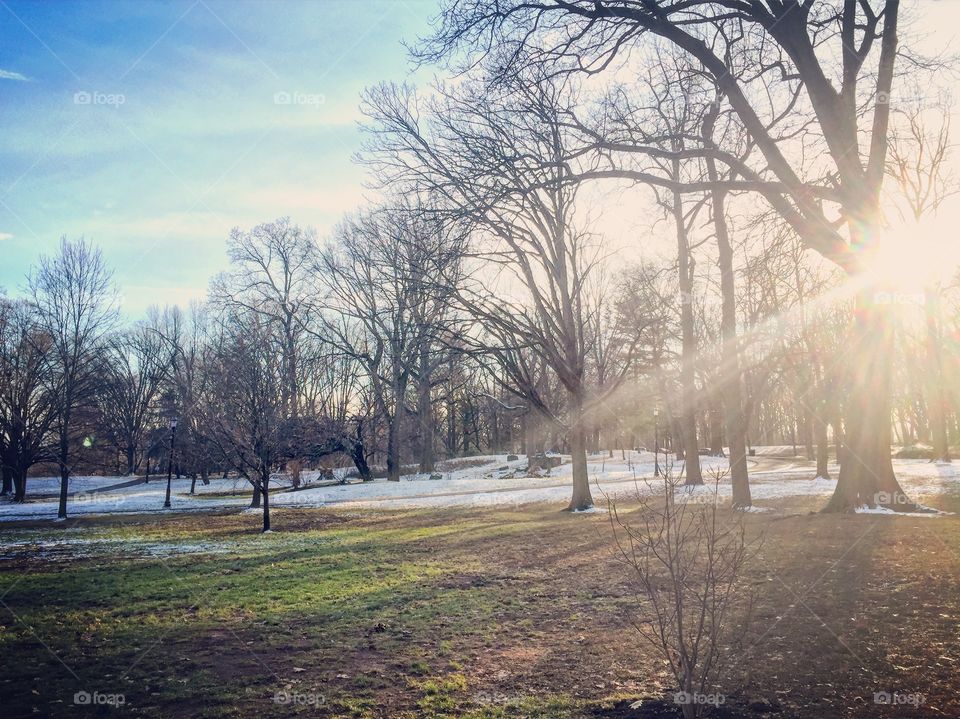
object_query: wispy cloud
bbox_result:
[0,69,30,82]
[0,232,13,241]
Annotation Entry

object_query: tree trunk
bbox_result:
[709,400,724,456]
[525,410,539,460]
[824,286,914,512]
[673,175,703,486]
[261,470,271,532]
[704,152,751,506]
[350,421,373,481]
[815,410,830,479]
[417,362,435,473]
[250,482,261,508]
[1,464,11,495]
[57,430,69,519]
[387,412,401,482]
[446,392,457,457]
[925,285,950,462]
[126,443,136,476]
[802,407,815,460]
[568,422,592,510]
[833,401,844,466]
[13,469,27,503]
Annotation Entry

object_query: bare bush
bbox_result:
[608,470,758,718]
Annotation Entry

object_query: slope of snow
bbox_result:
[2,452,959,521]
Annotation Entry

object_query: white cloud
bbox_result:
[0,232,13,241]
[0,69,30,82]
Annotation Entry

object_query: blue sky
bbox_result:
[0,0,438,314]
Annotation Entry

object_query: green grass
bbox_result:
[3,498,960,718]
[0,510,565,718]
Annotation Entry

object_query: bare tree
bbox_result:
[198,309,285,532]
[422,0,926,512]
[0,297,57,501]
[361,71,638,509]
[317,203,464,482]
[886,99,956,462]
[29,238,116,519]
[211,218,317,486]
[97,324,173,475]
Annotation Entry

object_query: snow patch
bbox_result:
[3,453,958,519]
[855,505,950,517]
[570,506,606,514]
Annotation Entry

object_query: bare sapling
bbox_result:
[608,467,758,718]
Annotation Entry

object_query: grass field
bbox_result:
[1,493,959,718]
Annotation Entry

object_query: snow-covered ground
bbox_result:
[1,452,959,521]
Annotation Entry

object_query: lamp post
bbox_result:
[164,418,178,509]
[654,407,661,477]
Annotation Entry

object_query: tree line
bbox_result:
[2,0,958,530]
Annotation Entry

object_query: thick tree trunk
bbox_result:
[824,287,915,512]
[13,469,27,503]
[250,482,261,508]
[568,423,593,510]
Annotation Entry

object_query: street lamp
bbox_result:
[654,407,661,477]
[164,418,178,509]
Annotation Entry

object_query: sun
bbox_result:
[865,215,960,296]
